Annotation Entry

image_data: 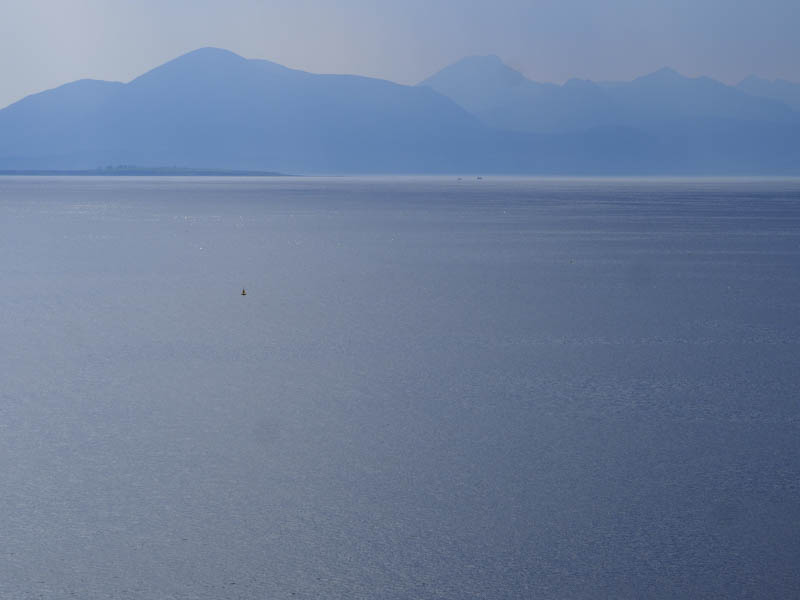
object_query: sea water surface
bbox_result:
[1,176,799,599]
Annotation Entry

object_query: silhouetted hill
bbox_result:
[0,166,284,176]
[0,48,493,173]
[421,58,799,134]
[603,68,796,125]
[419,56,619,133]
[0,48,798,174]
[419,57,800,174]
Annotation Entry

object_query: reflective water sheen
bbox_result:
[1,177,799,599]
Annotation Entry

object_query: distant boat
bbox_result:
[476,176,483,180]
[241,288,247,296]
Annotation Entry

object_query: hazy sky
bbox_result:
[1,0,798,108]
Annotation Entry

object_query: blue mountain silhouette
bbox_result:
[1,48,798,174]
[738,75,800,112]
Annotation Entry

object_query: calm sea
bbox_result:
[1,176,799,599]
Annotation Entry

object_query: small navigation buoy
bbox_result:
[241,288,247,296]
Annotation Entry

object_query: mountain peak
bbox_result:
[456,54,516,73]
[175,47,246,61]
[128,47,250,86]
[421,55,524,86]
[637,67,686,84]
[156,47,248,70]
[459,54,505,66]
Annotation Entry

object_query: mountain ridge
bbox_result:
[420,56,799,134]
[1,48,798,175]
[737,75,800,111]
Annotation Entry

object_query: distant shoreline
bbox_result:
[0,167,287,177]
[2,169,798,179]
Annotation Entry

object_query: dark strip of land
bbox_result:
[0,166,286,176]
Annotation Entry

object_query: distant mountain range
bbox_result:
[421,56,798,133]
[0,48,798,174]
[737,76,800,112]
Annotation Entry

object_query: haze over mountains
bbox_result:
[421,56,798,133]
[1,48,798,174]
[737,76,800,112]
